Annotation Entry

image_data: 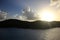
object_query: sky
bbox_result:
[0,0,50,14]
[0,0,50,21]
[0,0,60,21]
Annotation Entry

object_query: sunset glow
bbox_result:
[38,8,55,22]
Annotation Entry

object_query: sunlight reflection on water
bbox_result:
[0,28,60,40]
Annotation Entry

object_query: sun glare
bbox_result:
[39,8,54,22]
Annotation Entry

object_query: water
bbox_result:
[0,28,60,40]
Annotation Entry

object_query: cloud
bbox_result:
[50,0,60,9]
[0,10,7,21]
[8,0,60,21]
[49,0,60,21]
[13,6,39,21]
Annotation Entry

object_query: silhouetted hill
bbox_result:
[0,19,60,29]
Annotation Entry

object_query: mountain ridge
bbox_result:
[0,19,60,29]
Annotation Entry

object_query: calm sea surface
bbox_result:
[0,28,60,40]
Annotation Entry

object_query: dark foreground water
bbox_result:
[0,28,60,40]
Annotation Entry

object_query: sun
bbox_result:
[39,9,54,22]
[40,11,54,22]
